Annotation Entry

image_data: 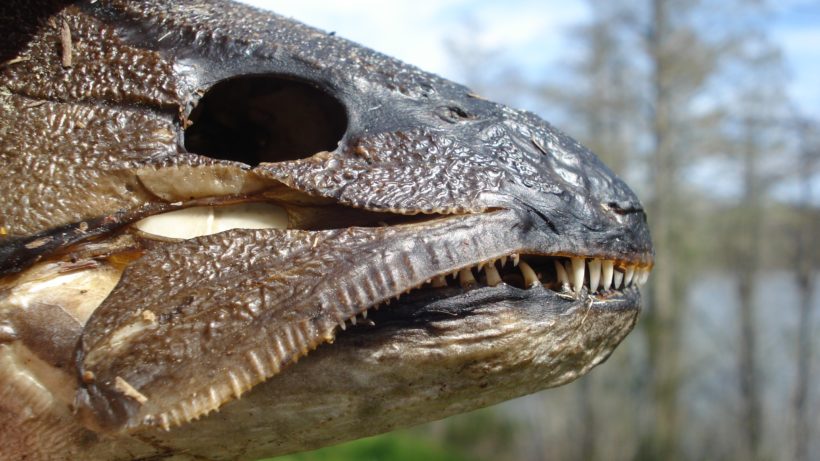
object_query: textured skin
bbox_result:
[0,1,653,459]
[77,212,528,430]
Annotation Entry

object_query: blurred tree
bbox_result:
[793,117,818,461]
[538,1,643,178]
[532,0,795,459]
[725,41,790,461]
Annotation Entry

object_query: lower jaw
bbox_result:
[132,287,640,460]
[0,236,642,460]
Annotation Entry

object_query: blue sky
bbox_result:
[239,0,820,120]
[771,1,820,118]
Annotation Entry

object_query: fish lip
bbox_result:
[356,283,642,329]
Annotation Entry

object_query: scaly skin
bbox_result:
[0,1,653,460]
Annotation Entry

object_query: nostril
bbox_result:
[436,105,474,123]
[606,201,644,215]
[183,74,348,167]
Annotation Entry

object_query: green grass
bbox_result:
[263,432,476,461]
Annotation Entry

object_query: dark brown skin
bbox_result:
[0,1,653,460]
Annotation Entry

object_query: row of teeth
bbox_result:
[337,255,650,330]
[435,255,650,295]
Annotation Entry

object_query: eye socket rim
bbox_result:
[182,73,349,167]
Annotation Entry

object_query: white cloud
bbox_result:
[236,0,587,82]
[238,1,818,119]
[238,0,471,79]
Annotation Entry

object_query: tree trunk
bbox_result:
[644,0,683,457]
[793,126,816,461]
[735,123,763,460]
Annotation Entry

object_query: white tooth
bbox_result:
[459,268,476,287]
[633,268,644,286]
[485,264,502,286]
[477,261,486,271]
[637,268,650,286]
[362,310,367,319]
[624,266,635,286]
[613,270,624,289]
[432,275,447,288]
[588,259,601,293]
[602,260,614,290]
[350,315,357,326]
[571,257,585,295]
[554,260,570,287]
[500,256,508,267]
[339,320,347,331]
[519,261,539,287]
[512,253,520,267]
[135,203,289,239]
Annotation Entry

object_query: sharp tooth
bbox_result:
[518,261,539,287]
[362,310,367,319]
[432,275,447,288]
[633,268,643,286]
[339,320,347,331]
[477,261,486,271]
[459,268,476,287]
[485,264,502,286]
[636,268,649,286]
[588,259,601,293]
[613,270,624,289]
[602,260,614,290]
[500,256,508,267]
[571,257,585,295]
[624,266,635,286]
[350,315,357,326]
[512,253,520,267]
[554,260,570,288]
[564,261,573,285]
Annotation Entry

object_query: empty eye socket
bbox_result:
[183,74,348,166]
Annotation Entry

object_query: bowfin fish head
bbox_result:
[0,0,652,456]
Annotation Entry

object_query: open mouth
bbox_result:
[338,253,649,329]
[126,200,651,332]
[61,195,653,433]
[131,201,650,299]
